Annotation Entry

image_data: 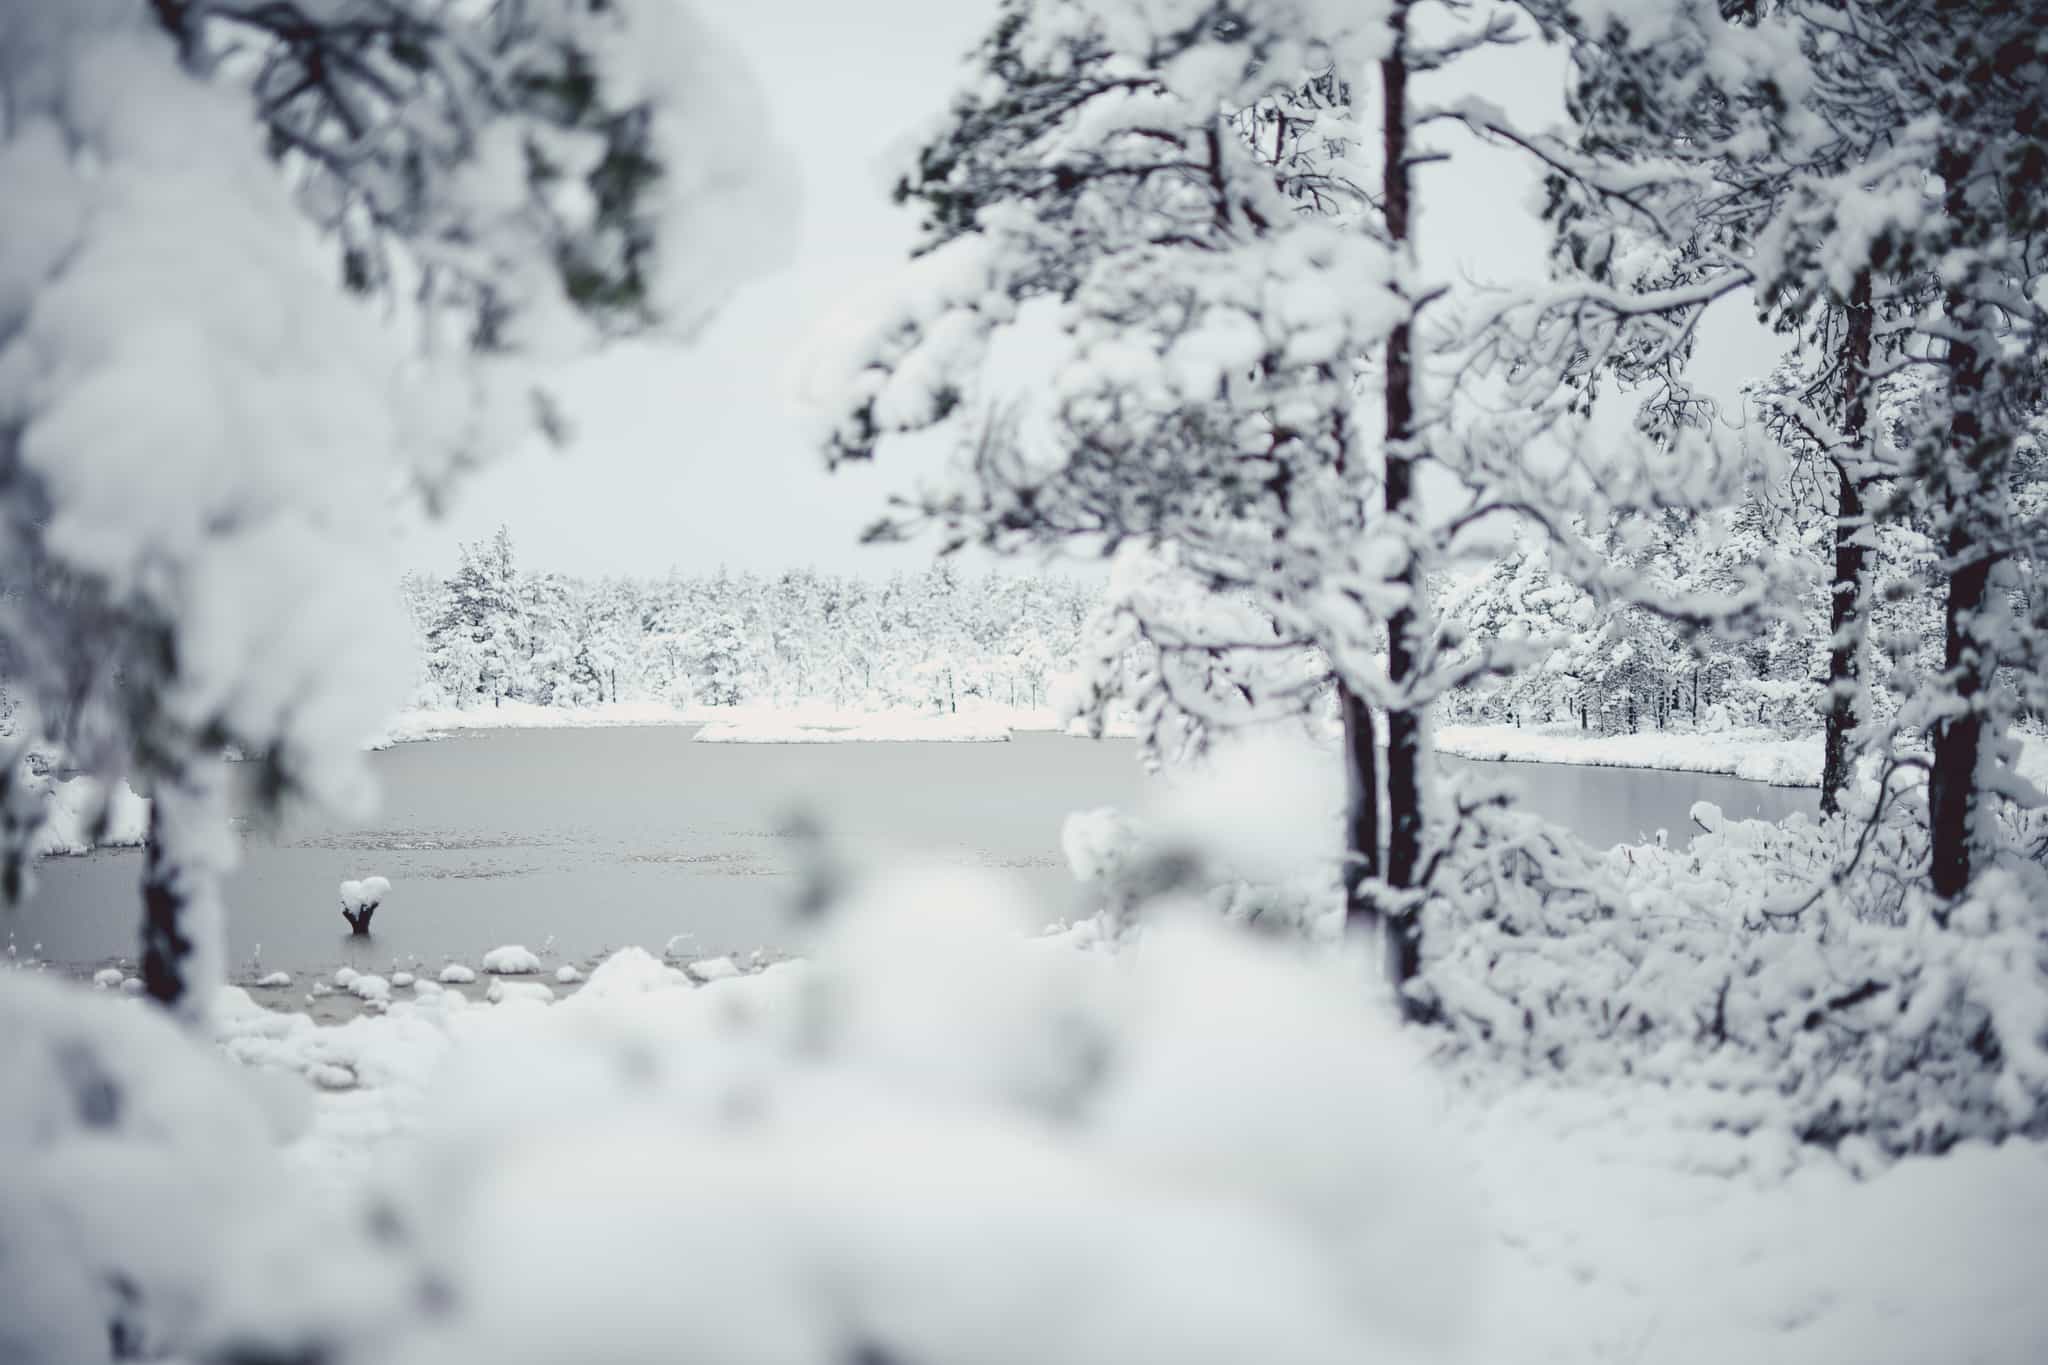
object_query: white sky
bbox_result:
[406,2,1783,580]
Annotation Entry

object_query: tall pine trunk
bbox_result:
[1379,3,1426,1010]
[1927,162,1994,904]
[1820,271,1875,817]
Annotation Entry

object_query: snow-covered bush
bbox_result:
[0,971,291,1362]
[1416,795,2048,1156]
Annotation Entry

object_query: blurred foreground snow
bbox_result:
[6,868,2045,1362]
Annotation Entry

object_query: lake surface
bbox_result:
[5,728,1814,976]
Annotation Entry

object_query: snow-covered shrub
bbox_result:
[201,872,1479,1365]
[1416,796,2048,1156]
[0,971,289,1362]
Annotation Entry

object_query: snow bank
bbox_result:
[695,711,1013,744]
[371,700,694,747]
[1434,723,1822,787]
[373,699,1083,746]
[480,945,542,976]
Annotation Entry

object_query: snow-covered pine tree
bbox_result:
[1533,1,2045,898]
[0,1,788,1020]
[814,0,1461,987]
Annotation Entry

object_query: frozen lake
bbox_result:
[7,727,1815,975]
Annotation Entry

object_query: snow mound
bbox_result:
[1061,807,1134,884]
[554,965,582,985]
[571,946,690,1001]
[346,974,391,1003]
[391,972,416,989]
[439,963,479,985]
[92,967,123,989]
[683,955,740,983]
[485,979,555,1007]
[255,971,292,988]
[481,946,542,975]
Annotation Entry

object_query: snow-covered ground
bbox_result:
[201,940,2048,1363]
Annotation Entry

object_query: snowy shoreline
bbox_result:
[369,699,1076,748]
[1432,723,1824,788]
[369,704,1841,787]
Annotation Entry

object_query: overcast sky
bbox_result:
[406,2,1781,581]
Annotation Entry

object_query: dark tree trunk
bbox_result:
[1820,271,1875,817]
[1928,161,1995,906]
[1378,5,1426,1011]
[139,802,194,1012]
[1338,681,1381,934]
[1930,547,1990,902]
[138,771,223,1026]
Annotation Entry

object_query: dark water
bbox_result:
[4,728,1813,975]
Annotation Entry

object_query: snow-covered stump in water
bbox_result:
[339,876,390,936]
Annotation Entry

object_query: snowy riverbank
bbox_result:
[373,699,1079,746]
[1433,723,1825,787]
[1435,722,2048,793]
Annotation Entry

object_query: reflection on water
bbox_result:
[6,727,1815,974]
